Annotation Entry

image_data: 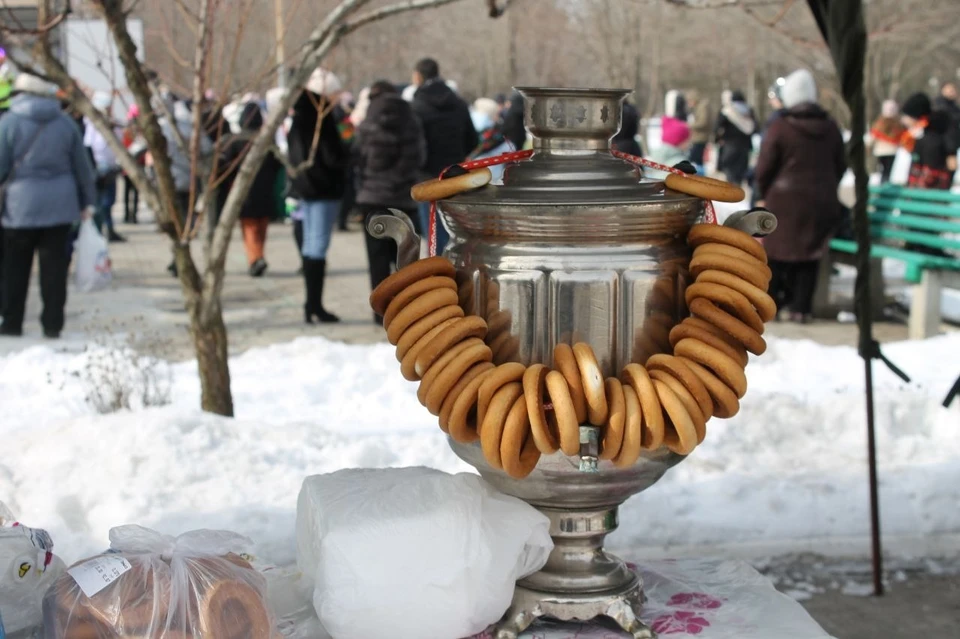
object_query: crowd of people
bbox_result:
[1,50,957,338]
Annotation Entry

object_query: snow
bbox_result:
[1,334,958,569]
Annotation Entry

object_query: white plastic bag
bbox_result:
[889,146,913,185]
[0,502,65,636]
[42,525,274,638]
[297,467,553,639]
[74,219,112,293]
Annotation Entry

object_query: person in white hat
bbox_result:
[287,67,348,324]
[0,74,97,338]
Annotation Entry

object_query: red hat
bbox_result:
[661,116,690,147]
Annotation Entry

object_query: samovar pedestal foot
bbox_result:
[494,576,655,639]
[492,505,656,638]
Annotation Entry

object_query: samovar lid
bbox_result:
[447,87,694,207]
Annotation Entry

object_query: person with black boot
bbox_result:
[288,68,348,324]
[0,74,97,338]
[354,80,425,325]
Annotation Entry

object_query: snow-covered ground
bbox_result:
[1,334,957,568]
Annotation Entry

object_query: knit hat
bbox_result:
[305,68,342,96]
[781,69,817,108]
[661,116,690,147]
[881,99,899,119]
[12,73,55,96]
[901,92,931,119]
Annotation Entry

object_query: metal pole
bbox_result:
[864,358,884,595]
[274,0,285,88]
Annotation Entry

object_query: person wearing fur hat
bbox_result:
[900,91,957,191]
[868,100,905,184]
[714,89,757,187]
[755,69,846,324]
[288,68,349,324]
[0,74,97,338]
[647,117,691,179]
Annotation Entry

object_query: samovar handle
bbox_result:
[721,207,778,237]
[365,208,422,269]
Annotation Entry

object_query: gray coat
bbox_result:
[0,94,97,229]
[160,104,213,194]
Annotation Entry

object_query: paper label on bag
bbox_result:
[68,555,132,597]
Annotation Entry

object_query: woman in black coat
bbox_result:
[714,90,757,187]
[217,102,281,277]
[354,80,426,324]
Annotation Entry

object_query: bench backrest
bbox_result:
[867,185,960,253]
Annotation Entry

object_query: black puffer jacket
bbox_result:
[354,95,425,209]
[287,90,348,200]
[217,103,281,219]
[411,79,477,177]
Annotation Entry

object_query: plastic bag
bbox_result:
[889,146,913,185]
[0,503,65,636]
[296,467,553,639]
[42,525,275,638]
[74,219,112,293]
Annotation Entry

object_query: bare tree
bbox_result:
[0,0,499,417]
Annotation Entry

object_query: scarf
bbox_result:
[471,123,507,157]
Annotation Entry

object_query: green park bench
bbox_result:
[814,184,960,339]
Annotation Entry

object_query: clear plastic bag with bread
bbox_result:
[42,525,276,639]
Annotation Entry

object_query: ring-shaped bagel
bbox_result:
[423,340,493,415]
[400,316,460,380]
[680,357,741,419]
[554,343,588,424]
[614,385,644,466]
[649,369,707,444]
[652,379,700,455]
[477,363,526,430]
[664,173,745,203]
[685,282,765,336]
[695,269,777,322]
[394,306,464,361]
[689,297,767,356]
[500,396,541,479]
[687,224,768,263]
[370,257,456,315]
[480,381,524,469]
[573,343,608,425]
[524,364,558,454]
[386,288,459,345]
[439,362,494,433]
[600,377,626,461]
[382,276,457,328]
[620,364,664,450]
[669,319,749,369]
[692,243,773,282]
[410,167,492,202]
[690,252,771,290]
[545,370,582,456]
[415,316,488,378]
[447,366,496,443]
[673,337,748,399]
[646,354,714,421]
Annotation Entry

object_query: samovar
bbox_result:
[369,87,775,639]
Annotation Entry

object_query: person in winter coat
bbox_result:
[933,82,960,146]
[901,92,958,191]
[216,102,281,277]
[647,117,691,179]
[502,90,526,152]
[664,90,688,122]
[755,69,846,323]
[0,74,97,338]
[868,100,905,184]
[469,97,514,182]
[122,104,144,224]
[288,68,349,324]
[354,81,426,324]
[749,78,788,208]
[84,91,125,243]
[686,90,710,173]
[410,58,477,255]
[612,100,643,158]
[714,90,756,187]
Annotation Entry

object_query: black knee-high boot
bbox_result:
[303,258,339,324]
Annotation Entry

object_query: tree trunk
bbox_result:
[176,244,235,417]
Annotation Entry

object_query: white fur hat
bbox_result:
[91,91,112,111]
[305,68,342,96]
[782,69,817,109]
[12,73,55,96]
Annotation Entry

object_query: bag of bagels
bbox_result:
[42,525,275,639]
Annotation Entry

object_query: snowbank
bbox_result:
[1,334,957,566]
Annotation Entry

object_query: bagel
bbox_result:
[439,362,495,433]
[696,269,776,322]
[415,316,488,378]
[385,287,459,345]
[477,363,526,429]
[394,306,464,361]
[692,243,773,281]
[668,319,749,368]
[573,342,608,425]
[649,369,707,444]
[399,316,460,380]
[553,343,588,424]
[674,337,748,399]
[422,339,493,415]
[685,282,765,335]
[382,276,458,329]
[687,224,768,263]
[370,256,456,315]
[480,381,524,469]
[680,356,741,419]
[600,377,626,461]
[411,167,492,202]
[614,385,644,466]
[646,354,713,421]
[524,364,558,454]
[545,369,582,456]
[653,379,700,455]
[620,364,664,450]
[689,297,767,356]
[689,252,770,291]
[500,396,541,479]
[664,173,745,203]
[447,366,497,443]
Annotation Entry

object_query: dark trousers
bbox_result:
[877,155,895,184]
[360,204,413,322]
[1,224,71,334]
[769,259,819,315]
[124,174,139,223]
[95,176,118,234]
[689,142,706,167]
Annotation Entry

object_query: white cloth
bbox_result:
[83,119,119,174]
[782,69,818,109]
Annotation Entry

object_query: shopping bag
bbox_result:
[889,146,912,185]
[74,219,112,293]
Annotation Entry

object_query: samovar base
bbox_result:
[492,505,656,638]
[494,576,653,639]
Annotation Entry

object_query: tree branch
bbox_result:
[184,0,216,240]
